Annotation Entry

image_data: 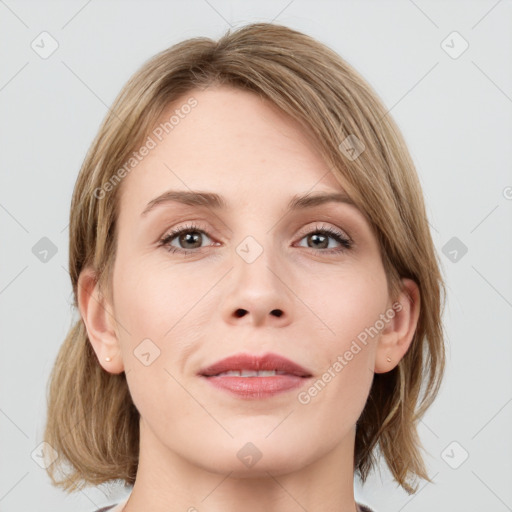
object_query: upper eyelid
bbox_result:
[160,221,352,244]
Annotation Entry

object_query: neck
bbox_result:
[123,419,360,512]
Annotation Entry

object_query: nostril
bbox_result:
[233,308,283,318]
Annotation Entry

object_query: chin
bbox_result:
[190,437,316,478]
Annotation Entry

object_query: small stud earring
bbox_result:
[105,357,112,362]
[386,357,391,362]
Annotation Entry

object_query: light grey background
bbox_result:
[1,1,511,511]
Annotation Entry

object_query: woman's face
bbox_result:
[105,85,400,475]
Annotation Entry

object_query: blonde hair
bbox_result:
[44,22,446,495]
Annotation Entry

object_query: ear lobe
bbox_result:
[374,278,421,374]
[77,268,124,374]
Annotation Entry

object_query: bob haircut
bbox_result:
[44,22,446,496]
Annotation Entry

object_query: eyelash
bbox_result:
[157,222,353,256]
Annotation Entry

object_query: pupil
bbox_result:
[181,232,201,248]
[310,233,327,249]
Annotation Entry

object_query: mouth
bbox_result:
[210,369,299,377]
[198,352,312,399]
[199,352,312,378]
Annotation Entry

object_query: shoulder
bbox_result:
[357,503,376,512]
[90,496,130,512]
[94,500,375,512]
[91,493,130,512]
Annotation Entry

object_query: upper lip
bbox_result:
[199,352,312,378]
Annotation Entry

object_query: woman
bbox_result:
[43,22,446,512]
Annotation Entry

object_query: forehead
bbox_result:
[118,85,352,218]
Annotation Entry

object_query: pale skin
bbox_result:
[78,85,420,512]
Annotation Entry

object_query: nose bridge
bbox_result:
[222,232,293,326]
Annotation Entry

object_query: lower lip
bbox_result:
[201,375,310,399]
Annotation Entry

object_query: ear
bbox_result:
[374,278,420,374]
[77,267,124,374]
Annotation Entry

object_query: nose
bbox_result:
[221,244,294,327]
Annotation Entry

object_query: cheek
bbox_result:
[113,259,198,423]
[112,255,215,404]
[296,269,386,408]
[113,255,208,339]
[302,266,388,345]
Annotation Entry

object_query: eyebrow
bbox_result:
[140,189,358,217]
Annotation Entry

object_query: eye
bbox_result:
[158,222,216,255]
[295,223,353,254]
[158,222,353,256]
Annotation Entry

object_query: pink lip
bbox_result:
[199,352,312,377]
[198,352,312,399]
